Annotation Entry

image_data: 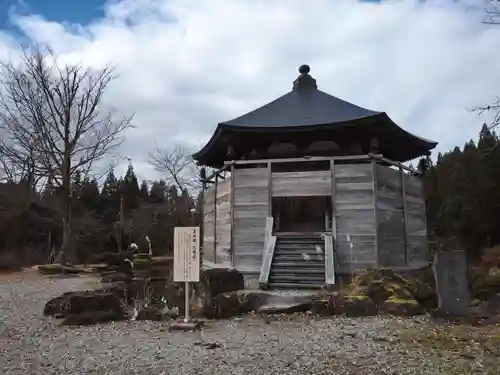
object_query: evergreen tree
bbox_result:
[71,170,83,198]
[80,177,100,212]
[139,180,149,200]
[101,169,119,197]
[149,180,166,203]
[120,163,140,212]
[424,124,500,256]
[101,168,120,223]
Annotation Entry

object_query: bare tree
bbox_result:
[0,46,133,263]
[484,0,500,24]
[472,98,500,129]
[0,147,39,189]
[148,145,202,192]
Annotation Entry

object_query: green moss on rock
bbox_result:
[386,296,419,305]
[344,294,370,301]
[470,266,500,300]
[38,264,84,275]
[333,268,430,317]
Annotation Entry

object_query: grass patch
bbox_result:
[398,323,500,374]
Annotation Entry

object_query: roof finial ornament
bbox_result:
[293,64,317,90]
[299,64,310,74]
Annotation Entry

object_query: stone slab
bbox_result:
[433,250,471,316]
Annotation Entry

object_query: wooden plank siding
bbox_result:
[271,170,331,197]
[375,164,406,267]
[203,158,429,281]
[232,167,269,274]
[404,173,428,266]
[202,185,216,263]
[374,164,428,269]
[333,163,377,272]
[215,179,232,267]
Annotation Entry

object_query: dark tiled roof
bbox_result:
[220,88,381,128]
[221,65,381,128]
[193,65,438,166]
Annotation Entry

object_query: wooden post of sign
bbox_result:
[184,281,190,323]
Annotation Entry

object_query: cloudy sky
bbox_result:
[0,0,499,181]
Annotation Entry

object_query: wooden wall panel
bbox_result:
[335,163,373,182]
[335,236,377,272]
[375,164,407,268]
[271,170,331,197]
[404,173,428,266]
[215,180,232,267]
[333,163,377,272]
[233,168,269,274]
[202,186,216,263]
[336,209,376,236]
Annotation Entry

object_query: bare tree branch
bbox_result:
[484,0,500,24]
[0,45,133,262]
[468,2,500,138]
[471,97,500,129]
[147,145,204,193]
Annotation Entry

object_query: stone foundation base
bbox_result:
[243,274,260,289]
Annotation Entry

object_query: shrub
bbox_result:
[480,245,500,268]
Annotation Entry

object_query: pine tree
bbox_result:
[139,180,149,200]
[80,177,100,211]
[120,163,140,212]
[100,168,120,223]
[101,169,119,197]
[149,180,166,203]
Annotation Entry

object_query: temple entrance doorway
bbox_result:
[272,196,332,234]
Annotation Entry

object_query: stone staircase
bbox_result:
[268,234,326,289]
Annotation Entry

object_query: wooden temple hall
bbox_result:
[193,65,437,289]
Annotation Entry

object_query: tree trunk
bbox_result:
[119,196,124,252]
[55,146,75,264]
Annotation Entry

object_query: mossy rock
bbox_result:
[347,268,414,307]
[404,268,437,308]
[203,291,246,319]
[150,256,173,265]
[470,267,500,301]
[38,264,83,275]
[331,292,377,317]
[200,269,244,298]
[136,305,178,321]
[44,290,127,321]
[380,297,425,316]
[311,298,333,316]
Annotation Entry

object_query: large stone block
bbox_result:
[44,290,129,325]
[199,268,244,299]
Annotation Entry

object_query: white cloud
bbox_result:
[2,0,500,180]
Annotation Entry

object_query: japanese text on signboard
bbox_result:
[173,226,200,282]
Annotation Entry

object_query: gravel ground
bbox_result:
[0,271,490,375]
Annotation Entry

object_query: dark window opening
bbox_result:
[271,160,330,173]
